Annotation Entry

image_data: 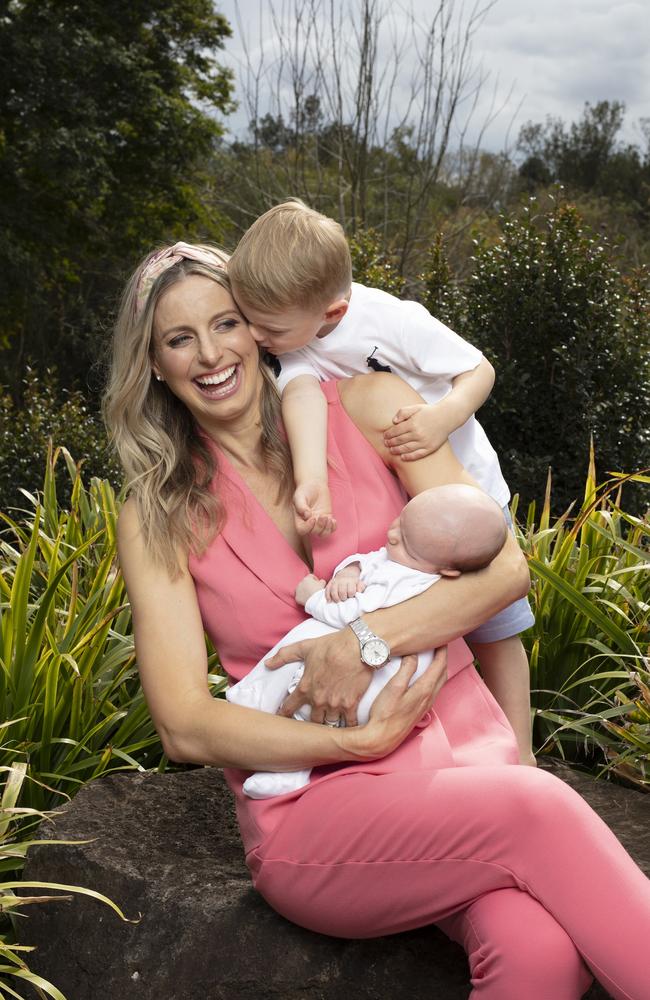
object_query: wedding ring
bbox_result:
[323,717,342,728]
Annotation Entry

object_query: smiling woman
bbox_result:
[102,242,292,576]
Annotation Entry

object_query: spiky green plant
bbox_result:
[0,763,135,1000]
[0,444,226,821]
[515,452,649,785]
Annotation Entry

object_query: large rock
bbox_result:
[22,760,648,1000]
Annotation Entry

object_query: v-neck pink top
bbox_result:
[189,380,518,861]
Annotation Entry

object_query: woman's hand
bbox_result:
[342,647,448,761]
[265,627,373,727]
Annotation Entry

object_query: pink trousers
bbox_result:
[252,765,650,1000]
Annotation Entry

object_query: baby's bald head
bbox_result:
[387,485,508,576]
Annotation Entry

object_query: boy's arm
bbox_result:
[384,356,495,461]
[281,375,336,535]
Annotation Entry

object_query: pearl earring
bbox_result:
[154,373,163,382]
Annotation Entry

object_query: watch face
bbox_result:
[362,639,390,667]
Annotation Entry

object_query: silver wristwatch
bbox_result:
[349,617,390,669]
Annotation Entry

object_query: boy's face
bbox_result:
[233,296,347,355]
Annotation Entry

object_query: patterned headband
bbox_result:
[134,242,228,318]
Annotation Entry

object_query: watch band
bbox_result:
[349,617,377,645]
[349,616,390,669]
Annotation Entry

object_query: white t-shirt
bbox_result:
[276,282,510,505]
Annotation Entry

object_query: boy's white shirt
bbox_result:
[226,547,439,799]
[275,282,510,506]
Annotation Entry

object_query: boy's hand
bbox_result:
[293,479,337,537]
[325,563,365,603]
[295,573,327,606]
[383,402,453,461]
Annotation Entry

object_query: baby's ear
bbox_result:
[439,568,461,578]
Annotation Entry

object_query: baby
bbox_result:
[228,199,536,766]
[227,484,508,799]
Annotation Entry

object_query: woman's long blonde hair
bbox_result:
[103,245,291,575]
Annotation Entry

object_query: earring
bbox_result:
[153,372,163,382]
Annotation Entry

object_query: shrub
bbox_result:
[421,197,650,513]
[349,228,406,296]
[0,445,227,822]
[0,368,122,515]
[515,454,650,786]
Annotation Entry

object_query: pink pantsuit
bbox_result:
[190,380,650,1000]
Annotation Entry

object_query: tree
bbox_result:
[218,0,511,272]
[516,102,650,218]
[0,0,235,389]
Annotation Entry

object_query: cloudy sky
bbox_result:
[216,0,650,153]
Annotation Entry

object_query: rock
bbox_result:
[21,760,648,1000]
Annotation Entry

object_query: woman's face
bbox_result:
[151,274,263,433]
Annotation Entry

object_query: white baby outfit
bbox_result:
[275,281,510,507]
[227,547,439,798]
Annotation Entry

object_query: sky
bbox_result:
[215,0,650,154]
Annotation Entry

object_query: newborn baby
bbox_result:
[227,484,508,798]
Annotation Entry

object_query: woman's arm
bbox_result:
[270,373,530,722]
[118,497,447,768]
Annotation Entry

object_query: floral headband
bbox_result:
[134,242,228,318]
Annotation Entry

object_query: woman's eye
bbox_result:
[169,334,191,348]
[216,318,239,333]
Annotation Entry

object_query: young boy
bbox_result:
[228,484,510,798]
[228,199,536,765]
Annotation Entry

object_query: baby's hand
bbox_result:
[325,563,365,603]
[295,573,327,606]
[383,403,450,462]
[293,479,337,537]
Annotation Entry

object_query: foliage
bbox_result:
[349,229,405,296]
[0,763,135,1000]
[0,0,235,388]
[418,233,465,331]
[0,369,121,515]
[517,101,650,221]
[515,456,650,787]
[460,197,650,513]
[0,446,159,819]
[0,446,227,825]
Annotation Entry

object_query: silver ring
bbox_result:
[323,717,342,728]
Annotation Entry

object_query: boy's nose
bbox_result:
[248,324,265,344]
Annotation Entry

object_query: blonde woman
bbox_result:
[105,241,650,1000]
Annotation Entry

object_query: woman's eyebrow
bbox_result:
[158,323,193,339]
[158,310,238,339]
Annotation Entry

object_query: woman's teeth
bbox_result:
[194,366,238,396]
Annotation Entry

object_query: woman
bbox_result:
[105,242,650,1000]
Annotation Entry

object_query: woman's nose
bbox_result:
[197,334,223,366]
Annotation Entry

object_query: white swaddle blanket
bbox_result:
[227,548,439,799]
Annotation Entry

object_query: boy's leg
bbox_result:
[470,636,535,766]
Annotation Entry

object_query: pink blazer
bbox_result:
[189,380,518,861]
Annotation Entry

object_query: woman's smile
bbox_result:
[193,363,242,400]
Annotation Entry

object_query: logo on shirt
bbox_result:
[366,347,392,373]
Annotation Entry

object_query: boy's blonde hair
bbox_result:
[228,199,352,312]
